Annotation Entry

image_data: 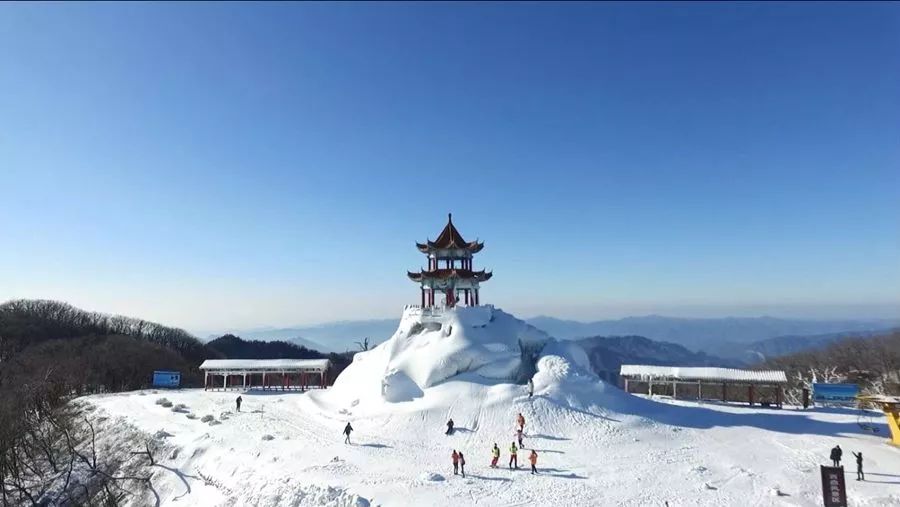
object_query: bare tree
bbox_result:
[354,337,372,352]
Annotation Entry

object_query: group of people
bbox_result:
[450,412,539,476]
[829,445,865,481]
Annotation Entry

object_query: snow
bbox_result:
[78,306,900,506]
[200,359,331,370]
[621,365,788,383]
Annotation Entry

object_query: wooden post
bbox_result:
[624,378,630,393]
[776,386,783,408]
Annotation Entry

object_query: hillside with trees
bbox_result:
[759,329,900,405]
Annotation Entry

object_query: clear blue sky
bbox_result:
[1,2,898,332]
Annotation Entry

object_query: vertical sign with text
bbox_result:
[820,465,847,507]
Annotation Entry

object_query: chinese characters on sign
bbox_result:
[820,465,847,507]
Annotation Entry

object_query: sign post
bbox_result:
[820,465,847,507]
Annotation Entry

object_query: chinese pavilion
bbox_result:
[407,214,492,308]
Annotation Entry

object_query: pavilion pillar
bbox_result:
[649,380,653,397]
[287,374,291,390]
[776,386,783,408]
[421,289,425,308]
[243,373,247,388]
[624,378,629,393]
[748,385,754,406]
[224,375,228,389]
[698,381,702,400]
[672,381,677,399]
[722,382,727,402]
[204,371,208,391]
[263,373,267,390]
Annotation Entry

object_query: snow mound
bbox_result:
[325,306,551,408]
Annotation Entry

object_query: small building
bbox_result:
[408,213,492,308]
[199,359,331,391]
[152,370,181,388]
[619,365,788,408]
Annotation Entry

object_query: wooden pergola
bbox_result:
[619,365,788,408]
[199,359,331,391]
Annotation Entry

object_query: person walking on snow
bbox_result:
[516,428,525,448]
[509,442,519,469]
[528,379,534,398]
[490,443,500,468]
[343,422,353,444]
[446,418,454,436]
[529,450,538,474]
[452,450,460,475]
[235,396,242,412]
[459,452,466,478]
[852,451,864,481]
[830,445,842,467]
[516,413,525,432]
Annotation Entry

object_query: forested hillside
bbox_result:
[759,330,900,404]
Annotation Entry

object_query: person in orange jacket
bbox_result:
[529,450,538,474]
[451,450,459,475]
[516,412,525,432]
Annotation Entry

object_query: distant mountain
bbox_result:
[576,335,740,383]
[527,315,900,354]
[211,319,399,353]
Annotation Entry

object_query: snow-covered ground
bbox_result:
[79,306,900,506]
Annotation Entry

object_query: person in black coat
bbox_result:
[446,418,454,435]
[343,422,354,444]
[852,451,864,481]
[830,445,842,467]
[235,396,242,412]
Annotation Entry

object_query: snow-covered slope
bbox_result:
[78,306,900,507]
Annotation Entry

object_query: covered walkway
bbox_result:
[620,365,788,408]
[200,359,331,391]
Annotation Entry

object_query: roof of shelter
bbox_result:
[619,365,787,383]
[199,359,330,371]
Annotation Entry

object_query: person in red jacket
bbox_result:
[529,450,538,474]
[516,412,525,432]
[451,450,459,475]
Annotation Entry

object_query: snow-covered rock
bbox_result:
[325,305,553,409]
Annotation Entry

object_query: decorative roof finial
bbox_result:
[448,212,452,223]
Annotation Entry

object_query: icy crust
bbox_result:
[327,306,551,406]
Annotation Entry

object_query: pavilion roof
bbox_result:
[619,365,787,384]
[407,268,493,282]
[416,214,484,253]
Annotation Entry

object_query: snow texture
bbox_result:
[620,365,788,383]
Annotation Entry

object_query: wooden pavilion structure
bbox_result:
[619,365,788,408]
[408,213,492,308]
[200,359,331,391]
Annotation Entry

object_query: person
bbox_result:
[490,443,500,468]
[235,396,242,412]
[528,379,534,398]
[517,428,524,448]
[509,442,519,469]
[529,450,538,474]
[446,418,455,436]
[852,451,864,481]
[452,450,459,475]
[830,445,842,467]
[516,412,525,432]
[343,422,353,444]
[459,452,466,478]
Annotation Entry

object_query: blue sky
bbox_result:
[1,2,898,332]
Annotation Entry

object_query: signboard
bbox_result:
[812,383,858,405]
[820,465,847,507]
[152,371,181,388]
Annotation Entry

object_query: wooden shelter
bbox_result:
[619,365,788,408]
[199,359,331,391]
